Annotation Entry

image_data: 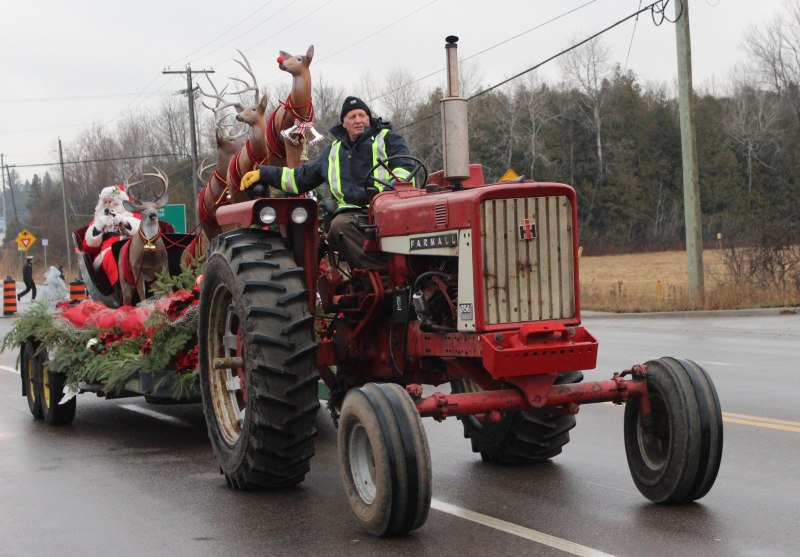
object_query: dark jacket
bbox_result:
[22,262,33,284]
[261,120,412,208]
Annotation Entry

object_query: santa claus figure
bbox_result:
[83,185,141,285]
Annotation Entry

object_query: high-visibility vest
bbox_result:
[278,129,411,208]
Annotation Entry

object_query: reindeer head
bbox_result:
[277,45,314,77]
[123,168,170,222]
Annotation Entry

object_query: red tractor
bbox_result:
[196,37,722,537]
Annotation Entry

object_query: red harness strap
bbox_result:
[120,240,136,286]
[198,172,230,229]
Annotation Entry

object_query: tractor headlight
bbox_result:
[259,206,277,225]
[291,206,309,224]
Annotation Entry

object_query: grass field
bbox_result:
[579,248,797,312]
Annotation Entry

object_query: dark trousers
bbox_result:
[18,281,36,301]
[327,210,386,270]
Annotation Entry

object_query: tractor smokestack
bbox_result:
[441,35,470,183]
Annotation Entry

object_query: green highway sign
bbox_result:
[158,204,186,233]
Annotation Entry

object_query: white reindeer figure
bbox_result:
[118,168,170,306]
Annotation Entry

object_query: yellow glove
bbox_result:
[240,168,262,191]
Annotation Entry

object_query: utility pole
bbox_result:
[675,0,704,308]
[58,138,72,274]
[162,64,214,225]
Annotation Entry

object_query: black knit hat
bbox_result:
[340,96,372,122]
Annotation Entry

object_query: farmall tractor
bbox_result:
[197,37,723,537]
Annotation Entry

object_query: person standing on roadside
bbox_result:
[18,256,36,301]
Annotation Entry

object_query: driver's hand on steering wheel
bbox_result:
[240,168,264,191]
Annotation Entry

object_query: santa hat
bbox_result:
[99,185,130,202]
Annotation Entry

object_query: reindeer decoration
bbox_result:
[118,169,170,306]
[271,45,322,168]
[199,47,319,207]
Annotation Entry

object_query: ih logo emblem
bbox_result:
[519,218,537,241]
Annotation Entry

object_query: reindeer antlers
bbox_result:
[230,49,260,105]
[127,167,169,203]
[197,157,216,184]
[122,172,143,190]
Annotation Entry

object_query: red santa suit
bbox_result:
[82,185,141,286]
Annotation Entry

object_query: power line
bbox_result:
[397,0,667,132]
[166,1,279,67]
[6,153,185,169]
[367,0,599,104]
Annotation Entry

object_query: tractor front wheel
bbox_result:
[198,230,319,489]
[338,383,432,537]
[624,357,723,503]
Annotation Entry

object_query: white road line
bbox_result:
[431,499,617,557]
[119,404,193,428]
[0,364,20,375]
[694,360,734,367]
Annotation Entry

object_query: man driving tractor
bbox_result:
[240,96,413,269]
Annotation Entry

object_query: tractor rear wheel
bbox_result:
[198,230,319,489]
[338,383,432,537]
[624,357,723,503]
[38,346,77,426]
[21,341,43,419]
[450,372,582,464]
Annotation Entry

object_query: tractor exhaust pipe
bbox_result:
[441,35,470,184]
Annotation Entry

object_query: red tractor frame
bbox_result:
[196,38,723,537]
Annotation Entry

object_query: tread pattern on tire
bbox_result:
[200,229,319,489]
[452,372,581,464]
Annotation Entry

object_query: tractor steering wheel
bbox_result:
[364,155,429,192]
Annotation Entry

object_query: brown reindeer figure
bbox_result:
[215,50,271,205]
[203,47,319,205]
[270,45,322,168]
[118,169,170,306]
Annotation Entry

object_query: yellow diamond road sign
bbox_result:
[16,229,37,251]
[500,168,519,182]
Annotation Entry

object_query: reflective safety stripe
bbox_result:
[372,130,390,190]
[328,131,411,208]
[328,141,343,203]
[280,167,298,194]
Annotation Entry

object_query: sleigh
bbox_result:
[71,223,192,308]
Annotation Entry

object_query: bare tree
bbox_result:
[559,36,611,184]
[518,74,559,179]
[723,74,782,196]
[378,67,420,129]
[558,36,612,234]
[744,0,800,127]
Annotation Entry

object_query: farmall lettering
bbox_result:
[409,232,458,250]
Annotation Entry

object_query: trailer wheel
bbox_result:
[21,341,43,419]
[624,357,723,503]
[37,346,76,426]
[338,383,432,537]
[450,372,581,464]
[198,230,319,489]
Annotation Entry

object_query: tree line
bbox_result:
[4,3,799,265]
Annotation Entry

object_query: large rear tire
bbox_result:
[21,341,43,419]
[38,346,77,426]
[338,383,432,537]
[624,357,723,503]
[198,230,319,489]
[450,372,581,464]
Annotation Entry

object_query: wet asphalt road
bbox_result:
[0,308,798,557]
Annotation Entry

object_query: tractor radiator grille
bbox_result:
[480,196,575,325]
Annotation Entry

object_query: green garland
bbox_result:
[1,262,203,401]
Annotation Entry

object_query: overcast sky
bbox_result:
[0,0,787,184]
